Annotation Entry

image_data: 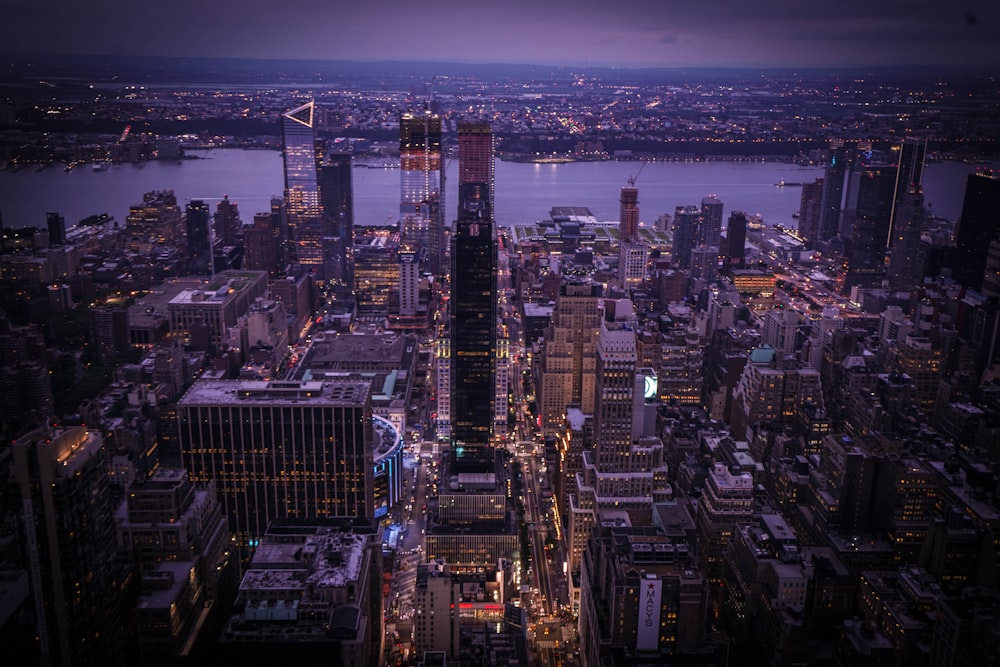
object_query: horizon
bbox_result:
[3,1,999,70]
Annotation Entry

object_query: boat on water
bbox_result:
[92,161,110,172]
[775,180,804,187]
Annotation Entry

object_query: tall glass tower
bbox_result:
[450,123,497,473]
[282,101,324,276]
[400,111,445,274]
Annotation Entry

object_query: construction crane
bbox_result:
[627,160,646,187]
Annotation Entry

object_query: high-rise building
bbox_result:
[797,178,824,247]
[458,120,495,220]
[318,151,354,291]
[13,426,132,667]
[537,280,602,434]
[450,170,497,472]
[213,195,242,247]
[282,101,324,276]
[722,211,748,272]
[695,462,754,590]
[126,190,184,250]
[886,189,928,291]
[699,195,723,248]
[672,205,700,269]
[178,379,375,560]
[400,111,445,274]
[46,212,66,246]
[817,141,859,244]
[186,199,213,275]
[413,562,460,657]
[243,210,283,277]
[951,169,1000,291]
[888,137,927,246]
[842,166,896,290]
[115,468,237,666]
[619,184,639,242]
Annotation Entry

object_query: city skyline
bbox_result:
[2,1,999,69]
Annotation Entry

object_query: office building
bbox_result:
[797,177,824,247]
[185,199,213,275]
[212,194,241,247]
[886,189,928,291]
[672,205,700,269]
[450,130,497,472]
[126,190,185,251]
[13,426,131,667]
[178,379,375,560]
[458,120,495,220]
[354,229,401,314]
[114,468,237,667]
[282,101,324,276]
[699,194,723,248]
[722,211,748,272]
[817,141,860,244]
[166,270,269,348]
[400,111,445,274]
[578,524,713,667]
[888,137,927,245]
[842,166,896,290]
[318,151,354,291]
[695,462,754,589]
[46,211,66,246]
[243,210,283,277]
[537,280,602,434]
[212,520,384,667]
[951,169,1000,291]
[413,562,461,658]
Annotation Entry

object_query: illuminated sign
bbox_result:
[643,374,658,400]
[636,577,662,650]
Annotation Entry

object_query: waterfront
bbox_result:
[0,149,986,232]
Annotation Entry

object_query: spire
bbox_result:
[283,101,314,128]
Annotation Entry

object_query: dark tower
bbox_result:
[672,205,700,269]
[185,199,212,275]
[46,212,66,246]
[723,211,748,272]
[213,195,241,247]
[888,137,927,246]
[817,142,859,245]
[951,170,1000,291]
[797,178,824,247]
[699,195,723,248]
[450,122,497,473]
[458,120,495,220]
[318,151,355,292]
[842,166,896,291]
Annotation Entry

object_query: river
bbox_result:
[0,149,985,232]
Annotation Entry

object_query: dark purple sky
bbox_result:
[3,0,999,68]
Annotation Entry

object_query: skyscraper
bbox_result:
[797,178,824,247]
[45,212,65,246]
[400,111,445,274]
[672,205,700,269]
[619,184,639,242]
[888,137,927,247]
[318,150,355,291]
[185,199,212,275]
[886,189,928,291]
[13,426,131,667]
[699,195,723,248]
[817,141,860,245]
[178,379,375,561]
[458,120,495,220]
[282,101,324,276]
[842,166,896,290]
[722,211,748,272]
[450,122,497,472]
[951,169,1000,291]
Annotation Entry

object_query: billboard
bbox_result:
[636,577,662,650]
